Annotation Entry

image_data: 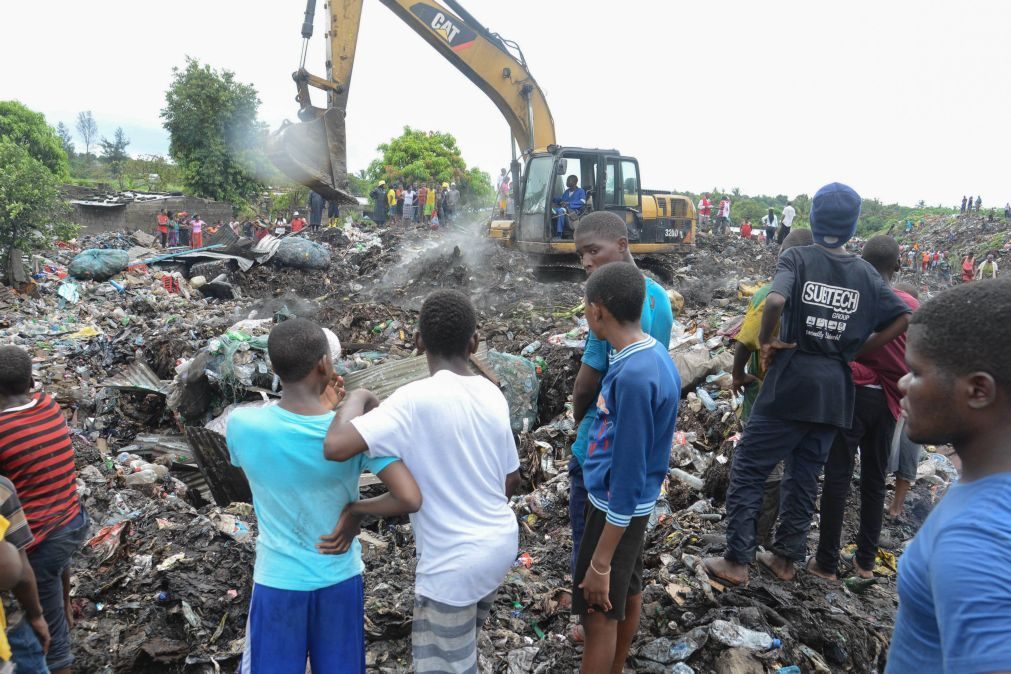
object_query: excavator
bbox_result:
[266,0,696,272]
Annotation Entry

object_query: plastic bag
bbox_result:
[273,236,331,270]
[485,350,539,433]
[69,249,129,281]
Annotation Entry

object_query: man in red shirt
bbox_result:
[156,209,169,248]
[290,211,307,234]
[810,235,917,580]
[740,219,752,239]
[0,346,88,674]
[697,194,712,230]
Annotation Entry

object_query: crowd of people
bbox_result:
[152,189,342,249]
[6,177,1010,673]
[223,182,1011,673]
[369,180,461,228]
[697,193,799,246]
[959,194,1010,223]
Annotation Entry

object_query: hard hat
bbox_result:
[293,211,299,216]
[379,180,386,186]
[442,182,449,188]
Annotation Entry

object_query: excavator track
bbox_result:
[531,254,676,285]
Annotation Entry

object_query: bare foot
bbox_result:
[805,557,838,581]
[702,557,749,586]
[851,560,874,579]
[757,551,796,581]
[887,502,904,519]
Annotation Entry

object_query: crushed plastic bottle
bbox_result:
[667,635,702,662]
[695,387,718,412]
[520,340,541,355]
[709,619,781,651]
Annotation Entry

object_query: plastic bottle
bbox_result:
[709,619,781,650]
[777,667,801,674]
[124,469,158,486]
[695,387,718,412]
[671,468,704,491]
[520,340,541,356]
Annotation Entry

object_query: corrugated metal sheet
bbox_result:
[184,427,253,506]
[101,361,171,395]
[249,234,282,263]
[162,250,256,272]
[343,344,490,402]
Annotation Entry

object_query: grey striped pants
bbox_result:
[412,591,496,674]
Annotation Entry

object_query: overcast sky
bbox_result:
[3,0,1008,206]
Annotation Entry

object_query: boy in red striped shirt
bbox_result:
[0,346,88,674]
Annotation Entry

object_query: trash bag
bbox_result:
[68,249,129,281]
[485,351,540,433]
[273,237,331,270]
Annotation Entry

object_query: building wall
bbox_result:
[70,195,233,234]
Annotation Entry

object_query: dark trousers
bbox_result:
[725,414,836,564]
[22,508,89,671]
[568,456,588,578]
[816,387,893,575]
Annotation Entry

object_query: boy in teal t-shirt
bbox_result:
[227,318,420,673]
[570,213,673,578]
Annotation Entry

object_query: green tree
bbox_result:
[366,127,492,205]
[0,101,69,179]
[75,110,98,158]
[0,139,77,280]
[125,154,183,191]
[161,57,267,204]
[99,127,131,188]
[56,122,75,159]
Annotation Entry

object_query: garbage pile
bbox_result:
[0,217,963,672]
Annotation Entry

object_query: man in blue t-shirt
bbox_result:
[886,278,1011,674]
[570,213,673,579]
[553,175,587,237]
[573,262,680,674]
[226,318,420,673]
[704,183,911,587]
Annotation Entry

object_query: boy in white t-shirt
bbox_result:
[324,289,521,674]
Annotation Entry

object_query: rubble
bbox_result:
[0,218,961,672]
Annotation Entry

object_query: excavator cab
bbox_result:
[506,148,692,251]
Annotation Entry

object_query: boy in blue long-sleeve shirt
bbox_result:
[574,262,680,674]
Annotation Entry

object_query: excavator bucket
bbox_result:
[265,107,358,205]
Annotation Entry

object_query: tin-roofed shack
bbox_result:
[64,185,233,234]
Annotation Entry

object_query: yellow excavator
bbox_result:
[267,0,696,267]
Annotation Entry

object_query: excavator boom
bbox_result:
[266,0,555,201]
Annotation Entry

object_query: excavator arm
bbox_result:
[266,0,555,203]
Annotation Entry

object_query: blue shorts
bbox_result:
[241,575,365,674]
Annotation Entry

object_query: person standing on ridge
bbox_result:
[779,201,796,244]
[761,208,778,247]
[370,182,388,225]
[309,190,326,233]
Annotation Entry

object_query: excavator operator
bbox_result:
[552,175,587,238]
